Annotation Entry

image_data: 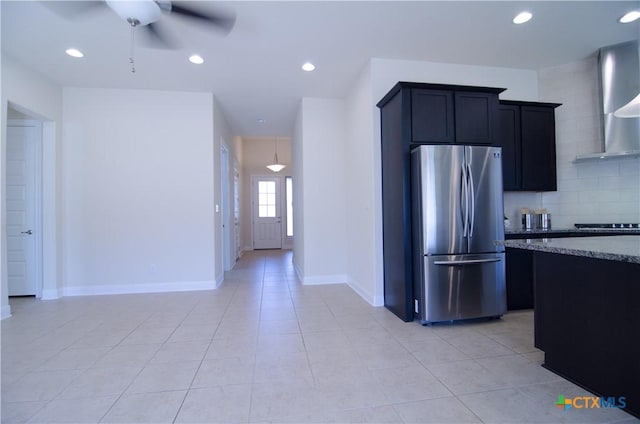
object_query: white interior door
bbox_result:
[234,166,241,260]
[221,144,232,271]
[6,124,39,296]
[252,176,282,249]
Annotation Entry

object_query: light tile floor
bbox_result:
[2,250,637,423]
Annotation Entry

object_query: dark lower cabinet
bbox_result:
[505,248,533,310]
[504,231,637,311]
[534,251,640,418]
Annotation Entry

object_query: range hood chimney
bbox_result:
[575,40,640,161]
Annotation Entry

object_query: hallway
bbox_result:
[1,250,634,423]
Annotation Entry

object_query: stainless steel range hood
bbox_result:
[575,40,640,162]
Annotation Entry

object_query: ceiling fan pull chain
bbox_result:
[127,17,139,74]
[129,23,136,73]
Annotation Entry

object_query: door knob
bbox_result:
[21,230,33,235]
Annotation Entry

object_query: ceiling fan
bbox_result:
[45,0,236,49]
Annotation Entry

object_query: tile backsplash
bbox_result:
[504,56,640,229]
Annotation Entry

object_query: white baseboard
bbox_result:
[41,289,61,300]
[62,280,218,297]
[347,277,384,307]
[215,273,224,288]
[293,261,303,284]
[292,259,347,285]
[301,274,348,285]
[1,304,12,320]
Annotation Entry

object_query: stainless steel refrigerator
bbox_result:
[411,145,506,324]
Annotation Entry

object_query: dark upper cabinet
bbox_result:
[411,89,454,143]
[454,91,499,145]
[498,104,521,191]
[376,82,505,322]
[498,100,561,192]
[410,86,502,145]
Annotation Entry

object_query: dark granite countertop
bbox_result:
[503,236,640,264]
[505,227,640,236]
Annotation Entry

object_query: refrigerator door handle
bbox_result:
[467,162,475,237]
[433,258,502,266]
[461,163,469,237]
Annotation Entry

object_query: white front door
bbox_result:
[252,176,282,249]
[6,124,39,296]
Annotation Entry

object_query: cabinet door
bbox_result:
[497,105,521,190]
[411,89,455,143]
[521,106,557,191]
[505,247,534,310]
[455,91,498,145]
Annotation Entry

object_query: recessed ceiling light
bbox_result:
[65,48,84,58]
[513,11,533,24]
[302,62,315,72]
[189,54,204,64]
[257,118,266,124]
[619,10,640,23]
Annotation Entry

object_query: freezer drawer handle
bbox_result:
[433,258,502,266]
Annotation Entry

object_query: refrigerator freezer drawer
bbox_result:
[418,253,506,324]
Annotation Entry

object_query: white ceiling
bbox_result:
[2,1,639,136]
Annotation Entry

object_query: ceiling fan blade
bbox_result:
[143,22,180,50]
[41,0,106,19]
[168,2,236,35]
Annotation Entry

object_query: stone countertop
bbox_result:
[503,236,640,264]
[505,227,640,236]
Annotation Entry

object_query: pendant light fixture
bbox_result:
[266,137,286,173]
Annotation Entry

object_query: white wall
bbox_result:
[292,107,305,275]
[61,88,217,295]
[341,57,539,305]
[1,54,62,318]
[343,62,383,305]
[538,57,640,227]
[293,98,348,284]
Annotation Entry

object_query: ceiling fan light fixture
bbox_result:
[189,54,205,64]
[106,0,162,26]
[65,48,84,58]
[619,10,640,23]
[513,11,533,24]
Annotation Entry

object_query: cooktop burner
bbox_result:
[575,223,640,229]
